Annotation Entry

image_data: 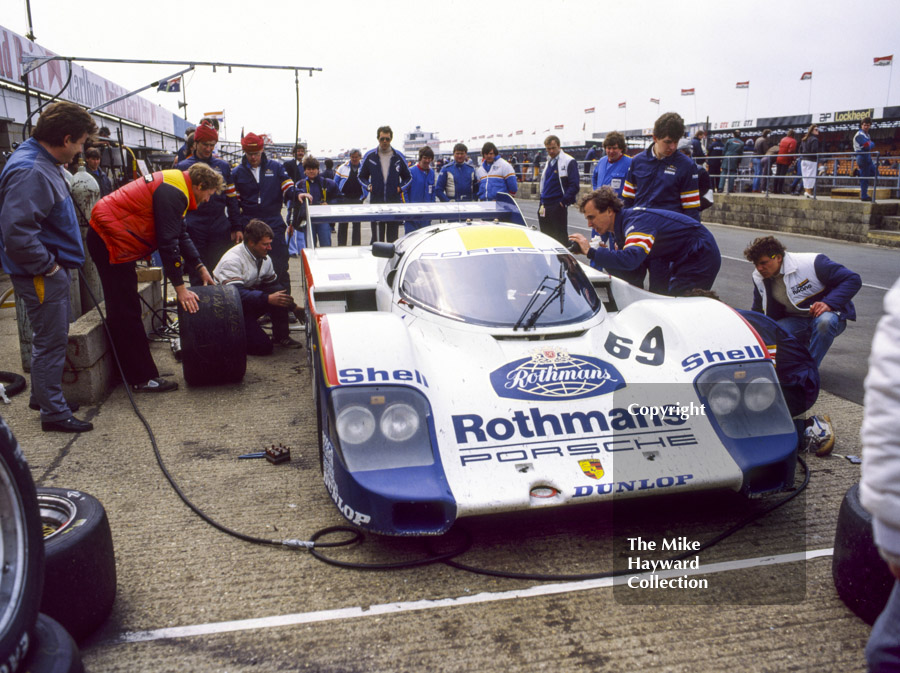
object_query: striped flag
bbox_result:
[650,97,660,104]
[515,130,523,135]
[618,101,626,109]
[736,81,749,89]
[681,88,695,96]
[801,71,812,80]
[157,77,181,92]
[203,110,225,121]
[874,55,893,66]
[584,107,595,114]
[554,124,564,129]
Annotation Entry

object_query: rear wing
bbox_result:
[302,193,526,249]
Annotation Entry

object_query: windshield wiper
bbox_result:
[513,262,567,331]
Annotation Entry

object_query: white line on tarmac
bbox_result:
[115,547,834,644]
[719,254,890,290]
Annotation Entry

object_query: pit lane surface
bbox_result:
[0,209,888,672]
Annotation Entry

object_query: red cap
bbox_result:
[241,133,264,153]
[194,120,218,143]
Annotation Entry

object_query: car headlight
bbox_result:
[380,403,420,442]
[337,406,376,445]
[707,380,741,415]
[743,377,777,412]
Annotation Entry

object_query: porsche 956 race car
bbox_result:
[300,196,798,536]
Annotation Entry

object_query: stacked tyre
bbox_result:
[1,415,116,671]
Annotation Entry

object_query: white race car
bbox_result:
[300,197,797,536]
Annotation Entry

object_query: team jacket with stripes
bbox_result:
[587,207,718,276]
[622,146,700,221]
[176,154,241,234]
[591,154,632,195]
[435,161,477,202]
[89,170,203,286]
[853,129,876,168]
[358,147,411,204]
[475,157,518,200]
[539,151,580,206]
[231,153,297,228]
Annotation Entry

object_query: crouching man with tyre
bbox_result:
[213,219,304,355]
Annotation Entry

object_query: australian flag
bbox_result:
[157,77,181,92]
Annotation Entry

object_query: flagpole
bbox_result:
[808,78,813,114]
[889,60,893,106]
[744,87,749,122]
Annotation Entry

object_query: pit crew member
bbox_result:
[295,155,339,247]
[436,143,477,202]
[335,149,365,246]
[476,142,518,201]
[358,125,411,243]
[538,135,580,245]
[402,146,437,234]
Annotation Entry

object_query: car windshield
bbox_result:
[399,252,600,328]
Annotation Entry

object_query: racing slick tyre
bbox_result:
[179,285,246,386]
[832,483,894,625]
[0,371,26,399]
[0,417,43,673]
[37,488,116,643]
[20,615,83,673]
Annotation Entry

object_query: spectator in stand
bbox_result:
[532,149,542,181]
[176,120,241,284]
[707,135,724,191]
[402,147,437,234]
[436,143,477,203]
[860,276,900,672]
[799,125,819,199]
[677,139,713,213]
[508,154,519,182]
[322,158,335,181]
[476,142,518,201]
[358,125,411,242]
[854,117,877,202]
[295,155,339,247]
[719,130,744,193]
[335,149,365,246]
[538,135,579,245]
[691,129,707,166]
[743,235,861,368]
[0,101,97,432]
[622,112,700,220]
[174,126,196,164]
[752,129,772,192]
[89,163,221,395]
[775,130,798,195]
[569,186,720,296]
[591,131,631,197]
[231,133,299,291]
[84,147,113,197]
[761,142,779,193]
[584,144,598,180]
[213,219,304,354]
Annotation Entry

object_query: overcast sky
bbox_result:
[7,0,900,154]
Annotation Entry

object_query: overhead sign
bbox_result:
[0,24,176,134]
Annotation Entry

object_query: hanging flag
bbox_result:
[554,124,564,129]
[584,107,595,114]
[157,77,181,92]
[874,55,893,66]
[507,133,513,137]
[203,110,225,121]
[800,71,812,80]
[736,81,749,89]
[618,102,626,109]
[681,88,695,96]
[650,97,660,104]
[516,130,523,135]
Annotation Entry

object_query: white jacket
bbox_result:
[213,242,277,289]
[860,276,900,560]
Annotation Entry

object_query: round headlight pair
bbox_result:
[336,403,420,445]
[707,377,777,415]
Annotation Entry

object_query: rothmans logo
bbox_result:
[489,347,625,401]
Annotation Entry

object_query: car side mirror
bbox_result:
[372,242,395,258]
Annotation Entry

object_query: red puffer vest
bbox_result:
[89,170,197,263]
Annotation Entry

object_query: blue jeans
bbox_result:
[776,312,847,368]
[867,580,900,672]
[751,157,762,191]
[859,158,877,199]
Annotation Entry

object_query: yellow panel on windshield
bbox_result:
[457,226,533,251]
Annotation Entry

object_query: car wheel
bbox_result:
[19,615,83,673]
[832,483,895,624]
[0,418,43,672]
[37,488,116,643]
[179,284,247,386]
[0,372,26,399]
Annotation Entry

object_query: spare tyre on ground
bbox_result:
[37,488,116,643]
[20,614,83,673]
[178,284,246,386]
[0,416,44,672]
[832,483,895,624]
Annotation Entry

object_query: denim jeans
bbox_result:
[776,311,847,368]
[866,580,900,672]
[751,157,762,191]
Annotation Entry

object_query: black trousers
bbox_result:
[338,222,361,246]
[538,201,569,245]
[86,228,159,385]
